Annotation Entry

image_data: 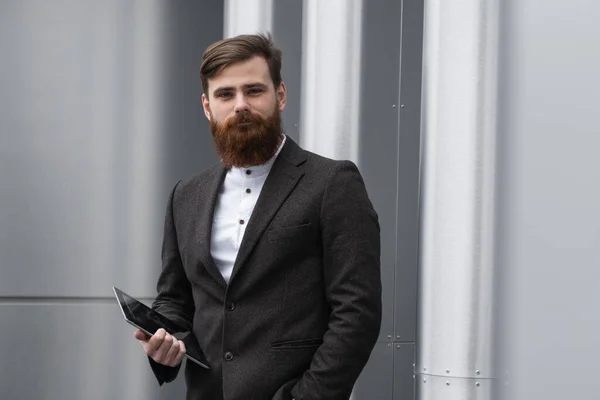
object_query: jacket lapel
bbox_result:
[229,138,306,283]
[196,165,228,288]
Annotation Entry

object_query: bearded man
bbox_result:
[134,33,382,400]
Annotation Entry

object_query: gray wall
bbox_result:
[496,1,600,399]
[0,1,222,398]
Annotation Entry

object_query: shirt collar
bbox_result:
[230,135,286,178]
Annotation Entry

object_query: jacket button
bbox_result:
[227,302,236,311]
[224,352,234,361]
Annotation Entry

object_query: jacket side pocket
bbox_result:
[271,337,323,350]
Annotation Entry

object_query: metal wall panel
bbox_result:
[272,0,303,143]
[394,0,424,345]
[0,303,186,399]
[0,1,222,298]
[357,0,403,345]
[357,2,423,399]
[394,344,415,400]
[353,341,394,399]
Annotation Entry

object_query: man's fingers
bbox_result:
[168,340,186,367]
[154,332,176,364]
[159,334,184,367]
[175,340,187,364]
[134,329,150,342]
[165,336,182,365]
[146,328,166,352]
[135,328,184,367]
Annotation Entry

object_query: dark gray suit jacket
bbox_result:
[150,137,381,400]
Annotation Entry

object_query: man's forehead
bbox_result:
[208,56,272,91]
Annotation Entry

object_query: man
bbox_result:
[134,33,381,400]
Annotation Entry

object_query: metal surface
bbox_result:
[495,1,600,399]
[271,1,303,143]
[0,1,223,398]
[300,0,363,161]
[0,303,186,399]
[417,0,500,394]
[394,344,416,400]
[0,0,222,298]
[353,341,394,399]
[394,0,424,345]
[224,0,273,38]
[357,0,403,345]
[416,375,492,400]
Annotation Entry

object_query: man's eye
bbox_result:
[218,92,233,99]
[248,88,263,95]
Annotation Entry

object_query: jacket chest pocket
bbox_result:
[267,222,313,243]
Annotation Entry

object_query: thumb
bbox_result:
[134,329,150,342]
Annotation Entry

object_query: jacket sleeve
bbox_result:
[289,161,382,400]
[148,181,195,385]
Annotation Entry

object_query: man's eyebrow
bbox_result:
[243,83,268,89]
[212,83,268,96]
[213,86,235,95]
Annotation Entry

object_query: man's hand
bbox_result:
[134,328,186,367]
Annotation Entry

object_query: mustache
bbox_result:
[237,112,252,123]
[222,111,258,127]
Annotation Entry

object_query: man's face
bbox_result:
[202,56,287,167]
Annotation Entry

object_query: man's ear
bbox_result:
[202,93,211,121]
[277,82,287,112]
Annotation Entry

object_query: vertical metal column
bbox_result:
[223,0,273,38]
[299,0,363,163]
[416,0,500,398]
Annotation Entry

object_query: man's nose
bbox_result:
[234,94,250,113]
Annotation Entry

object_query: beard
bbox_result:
[210,106,283,168]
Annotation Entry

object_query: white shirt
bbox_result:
[210,135,286,283]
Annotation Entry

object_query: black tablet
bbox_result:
[113,287,209,369]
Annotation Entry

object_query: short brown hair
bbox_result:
[200,33,283,96]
